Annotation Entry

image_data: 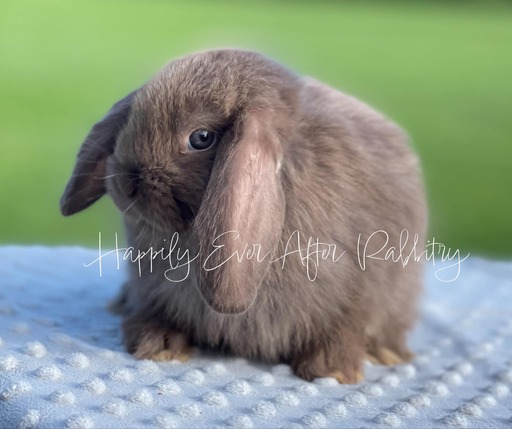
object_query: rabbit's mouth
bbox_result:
[174,196,196,228]
[107,163,202,232]
[135,196,193,235]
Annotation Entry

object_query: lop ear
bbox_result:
[194,111,286,314]
[60,91,136,216]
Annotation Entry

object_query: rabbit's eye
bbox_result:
[188,129,217,151]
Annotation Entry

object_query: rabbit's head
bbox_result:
[61,50,301,314]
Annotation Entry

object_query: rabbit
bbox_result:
[61,49,427,383]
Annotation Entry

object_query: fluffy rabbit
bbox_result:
[61,49,427,383]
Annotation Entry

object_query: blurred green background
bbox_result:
[1,0,511,257]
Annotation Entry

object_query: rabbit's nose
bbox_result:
[127,167,170,197]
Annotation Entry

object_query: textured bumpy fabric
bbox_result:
[0,246,511,428]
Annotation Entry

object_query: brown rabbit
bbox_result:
[61,49,427,383]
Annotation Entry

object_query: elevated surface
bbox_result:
[0,246,511,428]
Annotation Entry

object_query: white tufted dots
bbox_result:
[101,400,128,416]
[360,384,384,396]
[154,379,181,396]
[487,382,510,398]
[95,350,117,361]
[292,384,319,396]
[0,381,32,400]
[202,391,229,407]
[271,364,293,376]
[18,409,41,429]
[342,392,368,406]
[81,378,107,395]
[154,414,179,429]
[252,400,277,419]
[390,402,417,417]
[470,342,494,360]
[65,415,94,429]
[251,372,275,386]
[373,412,402,427]
[379,374,401,387]
[135,360,160,374]
[34,365,62,380]
[176,403,201,418]
[415,354,430,365]
[323,402,347,417]
[0,355,20,372]
[225,380,253,396]
[11,322,30,334]
[407,394,431,409]
[442,371,463,386]
[22,342,46,358]
[313,376,340,387]
[471,394,497,408]
[497,369,512,383]
[429,347,440,357]
[226,415,253,428]
[457,403,482,417]
[395,364,416,379]
[274,391,300,407]
[49,333,74,345]
[180,369,205,385]
[442,412,468,427]
[128,388,153,406]
[453,362,473,376]
[204,362,227,375]
[301,411,327,428]
[424,381,449,396]
[49,390,76,405]
[107,368,134,382]
[65,353,90,368]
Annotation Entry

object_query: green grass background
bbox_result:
[1,0,511,257]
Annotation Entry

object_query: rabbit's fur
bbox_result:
[61,49,427,383]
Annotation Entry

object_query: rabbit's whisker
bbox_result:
[122,200,138,215]
[103,173,138,180]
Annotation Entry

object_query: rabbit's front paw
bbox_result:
[122,313,192,362]
[326,370,364,384]
[366,346,413,366]
[292,356,364,384]
[366,335,414,366]
[291,332,365,384]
